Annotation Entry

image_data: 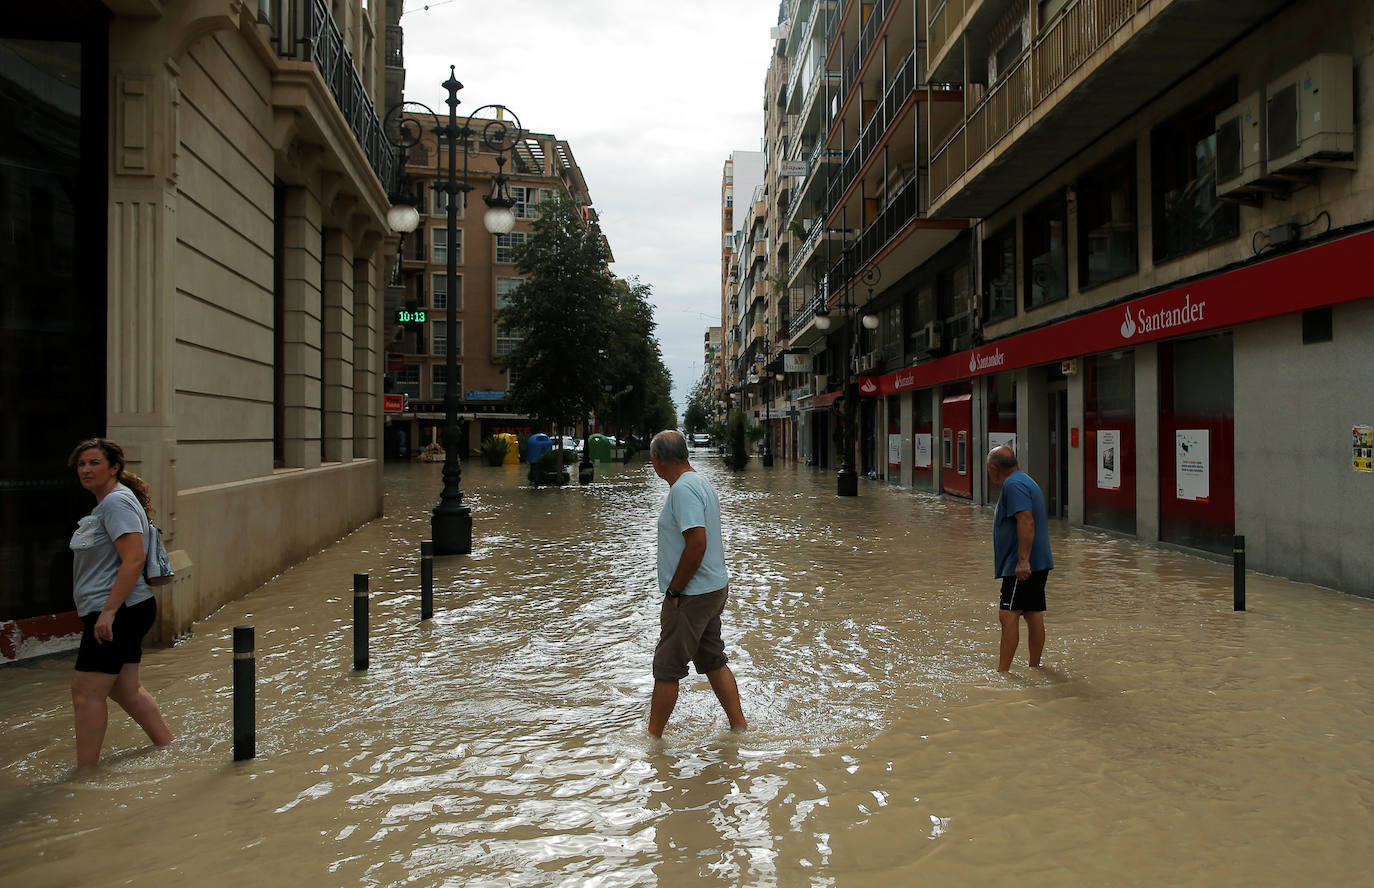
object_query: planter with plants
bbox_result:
[479,436,510,467]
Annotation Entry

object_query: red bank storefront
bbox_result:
[856,229,1373,554]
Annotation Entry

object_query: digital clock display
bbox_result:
[395,309,427,324]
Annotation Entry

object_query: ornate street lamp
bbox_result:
[812,255,880,496]
[385,68,524,555]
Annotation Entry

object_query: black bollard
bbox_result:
[420,540,434,621]
[1233,535,1246,612]
[233,625,255,761]
[354,572,369,670]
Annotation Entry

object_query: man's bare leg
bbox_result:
[648,679,679,738]
[1024,611,1046,667]
[705,665,746,731]
[997,610,1020,672]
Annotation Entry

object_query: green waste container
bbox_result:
[587,433,613,463]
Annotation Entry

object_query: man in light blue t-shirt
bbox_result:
[647,430,746,738]
[987,444,1054,672]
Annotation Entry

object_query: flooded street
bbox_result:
[2,455,1372,887]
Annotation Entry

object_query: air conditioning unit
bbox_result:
[857,354,877,374]
[1265,53,1355,174]
[919,320,943,354]
[814,373,828,391]
[1215,92,1265,196]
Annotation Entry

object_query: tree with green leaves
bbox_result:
[683,373,711,434]
[501,194,616,439]
[599,277,677,443]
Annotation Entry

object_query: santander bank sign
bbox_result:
[1120,293,1206,340]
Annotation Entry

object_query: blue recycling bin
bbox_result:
[526,433,552,464]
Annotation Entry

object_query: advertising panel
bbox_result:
[1097,429,1121,490]
[1175,429,1210,502]
[913,433,933,468]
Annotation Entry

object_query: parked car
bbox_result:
[690,433,711,448]
[557,435,581,452]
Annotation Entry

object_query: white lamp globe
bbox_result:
[862,313,880,330]
[387,204,420,234]
[814,313,831,330]
[484,205,517,235]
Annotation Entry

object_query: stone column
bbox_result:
[279,187,324,468]
[321,227,355,463]
[899,391,913,487]
[352,237,381,459]
[1134,342,1160,542]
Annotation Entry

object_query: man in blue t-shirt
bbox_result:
[987,445,1054,672]
[647,430,746,738]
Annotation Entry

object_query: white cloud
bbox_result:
[401,0,779,417]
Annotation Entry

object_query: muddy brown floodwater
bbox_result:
[2,455,1372,887]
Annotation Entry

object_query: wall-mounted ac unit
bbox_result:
[814,373,828,391]
[917,320,943,354]
[1215,92,1265,195]
[1266,53,1355,173]
[857,354,877,374]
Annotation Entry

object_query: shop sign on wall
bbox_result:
[1175,430,1210,502]
[913,433,933,468]
[1354,425,1373,472]
[888,434,902,466]
[1097,429,1121,490]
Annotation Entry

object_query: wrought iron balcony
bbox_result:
[270,0,395,193]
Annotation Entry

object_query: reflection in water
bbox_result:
[1,457,1372,886]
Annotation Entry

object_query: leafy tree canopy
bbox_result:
[501,194,616,433]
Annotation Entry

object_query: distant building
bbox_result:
[381,129,595,455]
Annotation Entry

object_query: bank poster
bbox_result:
[1175,429,1210,502]
[988,432,1016,455]
[888,434,902,466]
[1097,429,1121,490]
[1355,425,1373,472]
[913,433,933,468]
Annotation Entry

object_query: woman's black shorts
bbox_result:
[74,598,157,675]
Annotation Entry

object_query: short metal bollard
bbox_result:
[354,572,369,670]
[420,540,434,621]
[233,625,255,761]
[1233,534,1246,612]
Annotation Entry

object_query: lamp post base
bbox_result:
[837,466,858,497]
[431,505,472,555]
[762,450,774,467]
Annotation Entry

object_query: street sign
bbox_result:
[383,394,406,413]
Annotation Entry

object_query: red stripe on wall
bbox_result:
[861,229,1374,396]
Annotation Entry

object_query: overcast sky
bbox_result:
[402,0,780,419]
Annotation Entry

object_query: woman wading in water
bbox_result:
[68,438,173,769]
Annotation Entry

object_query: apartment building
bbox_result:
[1,1,400,660]
[382,128,593,456]
[740,0,1372,596]
[720,150,764,423]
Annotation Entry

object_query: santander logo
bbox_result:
[1121,293,1206,340]
[859,378,878,394]
[968,348,1005,373]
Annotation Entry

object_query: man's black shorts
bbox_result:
[74,598,157,674]
[999,570,1049,612]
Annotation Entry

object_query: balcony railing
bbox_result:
[828,49,916,211]
[930,0,1143,204]
[837,0,896,110]
[271,0,395,193]
[927,0,971,74]
[826,173,922,297]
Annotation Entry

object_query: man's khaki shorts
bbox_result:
[653,587,729,681]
